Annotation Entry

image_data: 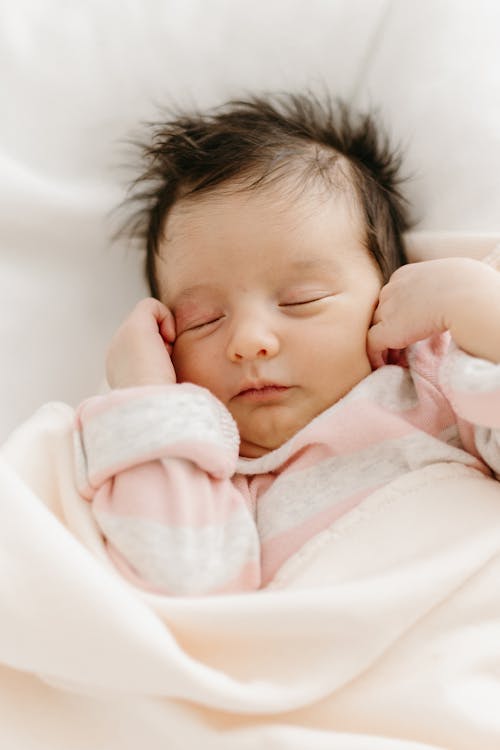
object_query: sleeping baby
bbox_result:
[74,92,500,595]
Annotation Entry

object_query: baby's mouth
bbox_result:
[235,384,291,402]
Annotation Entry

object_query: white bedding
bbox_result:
[1,5,500,746]
[1,0,500,441]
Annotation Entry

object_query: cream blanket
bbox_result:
[2,403,500,749]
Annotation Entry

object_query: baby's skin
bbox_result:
[107,184,500,457]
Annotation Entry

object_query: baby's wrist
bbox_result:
[446,264,500,363]
[130,377,176,387]
[114,377,176,390]
[108,372,176,389]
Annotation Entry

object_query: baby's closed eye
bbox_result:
[176,315,225,334]
[280,295,329,307]
[279,292,335,308]
[185,316,224,331]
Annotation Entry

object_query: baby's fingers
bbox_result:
[367,320,408,369]
[134,297,176,347]
[366,322,389,369]
[158,305,176,349]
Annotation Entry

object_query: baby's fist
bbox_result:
[106,298,176,388]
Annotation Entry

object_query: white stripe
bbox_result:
[81,388,238,480]
[257,431,479,541]
[443,345,500,394]
[95,506,259,595]
[474,425,500,475]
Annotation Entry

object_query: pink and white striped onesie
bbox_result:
[74,332,500,596]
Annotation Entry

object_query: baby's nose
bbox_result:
[226,321,279,362]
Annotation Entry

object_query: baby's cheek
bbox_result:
[170,340,195,383]
[171,340,213,390]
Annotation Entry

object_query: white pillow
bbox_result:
[0,0,389,441]
[404,232,500,263]
[1,0,499,442]
[358,0,500,232]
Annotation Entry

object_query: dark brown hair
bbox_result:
[122,92,412,296]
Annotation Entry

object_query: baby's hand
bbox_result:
[367,258,500,368]
[106,298,177,388]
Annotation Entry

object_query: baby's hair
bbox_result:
[122,92,412,295]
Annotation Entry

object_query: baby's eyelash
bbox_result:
[182,296,330,331]
[186,316,223,331]
[280,296,326,307]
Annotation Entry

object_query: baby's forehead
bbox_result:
[157,181,367,301]
[165,177,361,243]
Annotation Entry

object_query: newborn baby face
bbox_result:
[157,182,383,458]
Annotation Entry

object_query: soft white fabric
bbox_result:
[356,0,500,231]
[0,0,385,441]
[3,402,500,748]
[1,1,500,441]
[2,7,500,744]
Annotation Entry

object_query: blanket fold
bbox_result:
[2,402,500,748]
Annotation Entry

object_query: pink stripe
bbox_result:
[288,399,416,463]
[92,462,252,527]
[410,332,451,379]
[85,439,234,491]
[451,389,500,429]
[402,377,456,435]
[398,401,454,436]
[261,485,378,585]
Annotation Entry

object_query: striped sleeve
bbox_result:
[74,384,261,595]
[440,342,500,474]
[440,344,500,429]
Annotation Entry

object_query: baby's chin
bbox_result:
[231,387,350,458]
[239,439,277,459]
[236,413,310,459]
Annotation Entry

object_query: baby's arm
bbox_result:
[367,257,500,367]
[74,300,261,595]
[368,256,500,474]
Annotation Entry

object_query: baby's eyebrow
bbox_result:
[172,258,337,307]
[172,283,220,308]
[288,257,336,273]
[283,256,343,281]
